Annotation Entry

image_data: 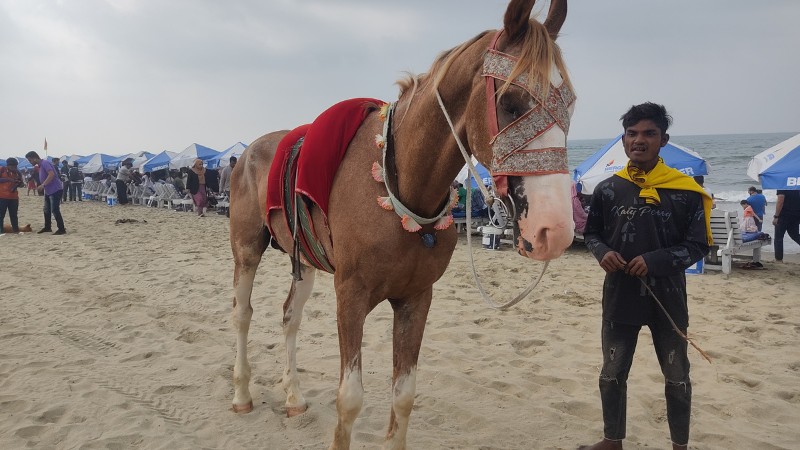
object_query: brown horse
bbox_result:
[228,1,575,448]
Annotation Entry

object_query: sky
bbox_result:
[1,0,798,160]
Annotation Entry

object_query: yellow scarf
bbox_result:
[616,158,714,245]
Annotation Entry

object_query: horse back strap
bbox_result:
[283,137,336,275]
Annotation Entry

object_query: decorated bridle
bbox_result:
[482,29,575,198]
[435,28,576,309]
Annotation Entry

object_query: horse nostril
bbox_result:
[522,238,533,252]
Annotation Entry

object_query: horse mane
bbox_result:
[396,31,490,99]
[497,18,573,99]
[396,19,572,101]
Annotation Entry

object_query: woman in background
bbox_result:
[187,159,207,217]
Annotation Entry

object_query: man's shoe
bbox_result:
[53,229,67,235]
[37,228,52,234]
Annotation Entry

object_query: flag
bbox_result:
[44,138,48,151]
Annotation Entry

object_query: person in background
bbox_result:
[25,151,67,235]
[693,176,716,209]
[0,158,25,235]
[115,159,133,205]
[772,189,800,263]
[60,159,70,201]
[187,159,208,217]
[68,161,83,201]
[571,181,588,234]
[27,170,38,196]
[746,186,767,231]
[580,103,711,450]
[219,156,236,198]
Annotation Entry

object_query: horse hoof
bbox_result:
[232,401,253,413]
[285,404,308,417]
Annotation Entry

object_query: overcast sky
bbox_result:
[1,0,798,160]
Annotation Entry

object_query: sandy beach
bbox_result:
[1,194,799,450]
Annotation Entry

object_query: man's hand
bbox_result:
[624,255,648,277]
[599,251,627,273]
[37,185,44,193]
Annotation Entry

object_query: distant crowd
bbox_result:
[0,152,236,236]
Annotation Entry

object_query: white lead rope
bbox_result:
[436,88,547,310]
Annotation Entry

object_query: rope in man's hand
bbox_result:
[638,276,713,364]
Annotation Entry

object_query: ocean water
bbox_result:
[567,132,800,255]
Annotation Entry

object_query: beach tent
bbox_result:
[169,143,220,170]
[142,150,177,173]
[747,133,800,190]
[128,151,156,170]
[573,134,709,193]
[455,156,492,188]
[14,157,33,170]
[207,142,247,169]
[81,153,116,174]
[106,153,132,170]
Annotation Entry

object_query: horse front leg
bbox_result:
[282,264,316,416]
[384,290,433,450]
[232,263,258,413]
[329,294,369,450]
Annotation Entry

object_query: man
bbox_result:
[25,151,67,235]
[116,159,133,205]
[580,103,712,450]
[60,159,70,201]
[0,158,25,235]
[68,161,83,201]
[746,186,767,230]
[772,189,800,263]
[219,156,236,198]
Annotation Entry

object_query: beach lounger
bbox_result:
[705,209,772,275]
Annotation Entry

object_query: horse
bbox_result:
[228,1,575,448]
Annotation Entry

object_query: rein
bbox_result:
[435,88,547,310]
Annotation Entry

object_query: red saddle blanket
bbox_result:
[265,98,385,268]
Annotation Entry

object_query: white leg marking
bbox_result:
[283,269,315,412]
[330,364,364,450]
[384,368,417,450]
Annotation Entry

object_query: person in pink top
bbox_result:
[25,151,66,235]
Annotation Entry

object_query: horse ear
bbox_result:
[543,0,567,39]
[503,0,536,43]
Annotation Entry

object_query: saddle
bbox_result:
[265,98,385,273]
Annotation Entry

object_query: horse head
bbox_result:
[434,0,575,261]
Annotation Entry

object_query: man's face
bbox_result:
[622,119,668,170]
[26,157,38,166]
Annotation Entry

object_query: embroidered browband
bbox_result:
[483,48,575,175]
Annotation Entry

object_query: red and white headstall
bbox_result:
[483,30,576,195]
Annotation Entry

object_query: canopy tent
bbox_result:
[74,154,96,165]
[573,134,709,194]
[207,142,247,169]
[455,156,492,188]
[128,151,156,170]
[747,133,800,190]
[14,157,33,170]
[169,143,220,170]
[80,153,116,174]
[142,150,177,173]
[106,154,132,170]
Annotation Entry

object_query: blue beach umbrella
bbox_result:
[456,157,492,188]
[81,153,116,173]
[169,143,220,170]
[207,142,247,169]
[15,157,33,170]
[573,134,709,193]
[747,133,800,190]
[142,150,177,173]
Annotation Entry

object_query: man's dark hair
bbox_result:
[25,151,40,159]
[620,102,673,135]
[229,156,237,164]
[6,157,18,166]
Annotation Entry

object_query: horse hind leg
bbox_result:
[231,258,259,413]
[384,291,433,450]
[282,264,316,417]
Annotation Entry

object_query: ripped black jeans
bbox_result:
[598,319,691,445]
